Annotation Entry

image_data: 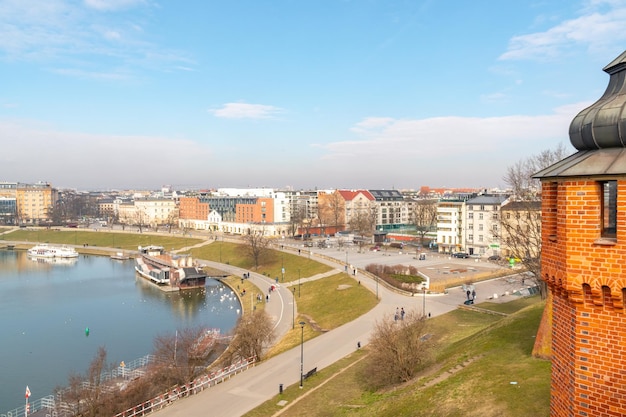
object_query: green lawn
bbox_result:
[2,228,202,251]
[190,241,333,279]
[245,297,550,417]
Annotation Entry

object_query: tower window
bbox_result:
[601,181,617,239]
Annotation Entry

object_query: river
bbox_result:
[0,249,240,412]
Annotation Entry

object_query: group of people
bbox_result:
[394,307,405,321]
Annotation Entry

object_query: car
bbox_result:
[452,252,470,258]
[369,245,381,252]
[488,255,501,261]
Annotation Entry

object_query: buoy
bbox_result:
[85,327,90,336]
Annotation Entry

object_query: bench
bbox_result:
[304,367,317,380]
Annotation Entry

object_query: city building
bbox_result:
[16,182,57,225]
[464,194,509,256]
[436,193,476,254]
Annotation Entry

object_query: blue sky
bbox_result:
[2,0,626,191]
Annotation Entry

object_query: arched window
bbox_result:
[583,283,593,304]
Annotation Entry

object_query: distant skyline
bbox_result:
[2,0,626,191]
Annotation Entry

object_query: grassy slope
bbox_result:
[246,297,550,417]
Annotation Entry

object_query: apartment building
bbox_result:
[464,194,509,256]
[16,182,57,224]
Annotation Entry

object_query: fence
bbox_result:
[1,355,157,417]
[113,356,255,417]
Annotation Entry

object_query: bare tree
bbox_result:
[364,311,432,389]
[411,199,438,246]
[318,191,345,234]
[243,229,271,269]
[225,310,275,362]
[56,346,111,417]
[153,326,209,385]
[501,143,570,299]
[289,204,306,237]
[349,210,374,251]
[503,142,569,199]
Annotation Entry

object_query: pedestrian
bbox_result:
[266,294,269,303]
[401,307,405,320]
[472,290,476,300]
[395,307,399,321]
[466,289,471,300]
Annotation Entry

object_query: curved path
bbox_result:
[153,243,528,417]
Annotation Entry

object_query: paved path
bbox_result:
[153,242,530,417]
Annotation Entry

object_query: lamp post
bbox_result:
[422,284,427,317]
[298,269,301,297]
[292,288,296,329]
[299,321,305,388]
[345,250,348,272]
[376,276,379,300]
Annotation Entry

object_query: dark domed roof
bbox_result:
[570,50,626,150]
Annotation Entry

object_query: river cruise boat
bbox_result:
[28,244,79,258]
[135,245,207,290]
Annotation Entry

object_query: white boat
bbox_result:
[28,244,79,259]
[110,252,130,260]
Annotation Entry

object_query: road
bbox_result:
[153,241,529,417]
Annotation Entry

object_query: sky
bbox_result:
[2,0,626,191]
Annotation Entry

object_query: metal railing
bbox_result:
[113,356,256,417]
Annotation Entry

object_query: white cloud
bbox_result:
[500,2,626,61]
[322,104,584,163]
[210,103,285,119]
[84,0,146,12]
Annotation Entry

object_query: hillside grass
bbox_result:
[245,297,550,417]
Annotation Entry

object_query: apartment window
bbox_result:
[479,213,483,220]
[601,180,617,238]
[468,213,474,219]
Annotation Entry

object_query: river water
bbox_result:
[0,249,240,412]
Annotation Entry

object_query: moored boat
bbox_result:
[134,245,207,290]
[110,252,130,261]
[28,244,79,259]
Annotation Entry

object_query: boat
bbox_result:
[189,328,221,359]
[28,256,78,266]
[110,252,130,261]
[134,245,207,290]
[28,244,79,259]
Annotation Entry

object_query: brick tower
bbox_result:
[535,51,626,417]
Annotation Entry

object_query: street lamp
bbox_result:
[219,236,222,263]
[422,284,427,317]
[299,321,305,388]
[292,288,296,329]
[298,269,301,297]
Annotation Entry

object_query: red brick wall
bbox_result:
[542,178,626,416]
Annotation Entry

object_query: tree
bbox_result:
[411,199,438,246]
[56,346,111,417]
[349,202,377,251]
[243,229,271,269]
[503,142,568,200]
[289,204,306,237]
[502,143,570,360]
[225,310,275,362]
[501,143,569,299]
[363,310,432,389]
[153,326,210,385]
[318,191,345,234]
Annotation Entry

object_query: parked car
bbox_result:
[488,255,501,261]
[369,245,381,252]
[452,252,470,258]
